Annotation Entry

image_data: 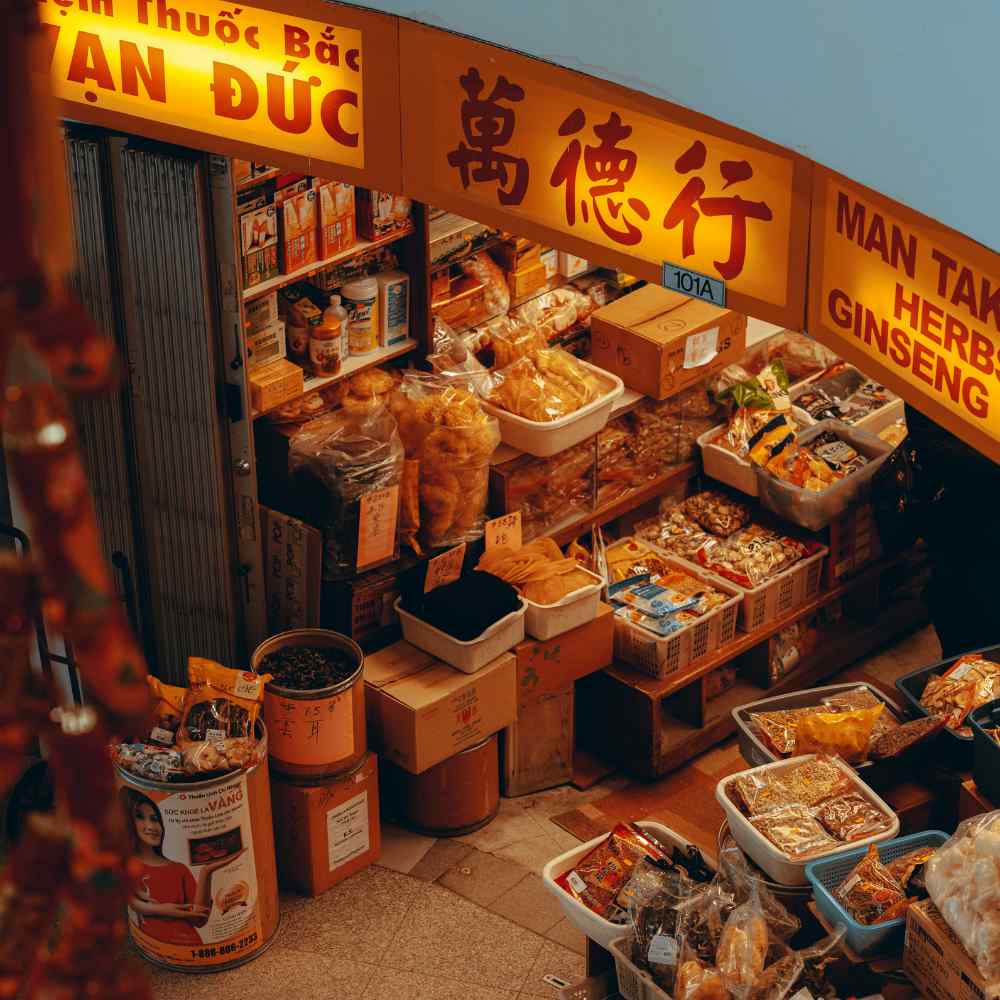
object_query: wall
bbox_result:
[365,0,996,252]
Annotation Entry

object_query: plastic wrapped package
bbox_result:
[596,417,643,505]
[268,381,346,428]
[870,716,946,759]
[512,286,589,339]
[790,928,845,999]
[178,658,269,744]
[682,491,752,537]
[480,314,548,369]
[822,686,899,742]
[834,843,908,925]
[925,809,1000,980]
[460,250,509,317]
[793,705,885,763]
[674,943,729,1000]
[698,524,814,589]
[887,845,936,895]
[427,316,496,382]
[289,404,404,576]
[635,506,712,560]
[716,888,769,998]
[390,375,499,550]
[750,805,839,859]
[487,347,609,421]
[747,952,803,1000]
[741,331,839,383]
[921,655,1000,734]
[675,882,736,964]
[814,793,893,842]
[749,707,828,757]
[731,772,800,816]
[716,839,800,942]
[777,756,852,807]
[605,538,673,583]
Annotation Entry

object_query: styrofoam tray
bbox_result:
[394,597,526,674]
[541,821,706,949]
[715,754,900,885]
[481,360,624,457]
[524,568,603,640]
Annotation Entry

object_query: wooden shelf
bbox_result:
[242,225,415,301]
[549,463,697,546]
[252,338,418,418]
[606,549,910,701]
[236,167,281,191]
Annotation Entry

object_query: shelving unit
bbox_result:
[242,225,416,301]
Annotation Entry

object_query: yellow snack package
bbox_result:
[147,676,187,741]
[178,657,271,745]
[794,705,884,764]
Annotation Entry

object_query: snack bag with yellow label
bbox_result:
[177,657,271,745]
[794,705,885,764]
[146,676,187,743]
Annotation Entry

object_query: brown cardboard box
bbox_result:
[316,180,356,258]
[502,685,574,797]
[239,200,278,289]
[270,753,380,896]
[365,642,516,774]
[515,604,614,707]
[277,186,318,273]
[246,319,286,370]
[904,900,1000,1000]
[507,259,548,299]
[590,284,746,398]
[249,358,303,414]
[493,237,542,272]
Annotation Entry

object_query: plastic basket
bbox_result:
[806,831,948,957]
[612,558,742,679]
[697,423,758,497]
[608,938,670,1000]
[523,569,603,641]
[738,547,827,632]
[969,698,1000,807]
[895,643,1000,771]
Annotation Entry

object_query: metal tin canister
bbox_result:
[115,724,279,973]
[251,629,366,783]
[388,734,500,837]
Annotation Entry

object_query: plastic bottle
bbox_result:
[308,300,343,376]
[341,276,379,356]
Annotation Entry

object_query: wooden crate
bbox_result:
[502,686,574,797]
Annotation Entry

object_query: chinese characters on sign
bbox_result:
[424,542,466,593]
[264,688,355,764]
[485,512,522,551]
[357,485,399,571]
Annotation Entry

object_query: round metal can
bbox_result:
[115,724,279,973]
[251,629,367,782]
[389,734,500,837]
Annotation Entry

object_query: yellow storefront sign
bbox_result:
[37,0,403,191]
[809,169,1000,462]
[399,21,810,329]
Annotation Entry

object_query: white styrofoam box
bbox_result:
[394,597,526,674]
[715,754,900,885]
[524,569,603,641]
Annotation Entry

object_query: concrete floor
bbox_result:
[148,625,942,999]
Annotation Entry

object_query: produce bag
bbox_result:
[390,374,499,549]
[289,403,404,577]
[925,809,1000,979]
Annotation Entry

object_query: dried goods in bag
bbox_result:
[869,715,945,759]
[886,845,936,896]
[627,859,696,992]
[793,705,885,764]
[635,506,712,560]
[178,657,269,745]
[716,839,800,942]
[697,524,813,589]
[487,347,608,421]
[833,843,907,925]
[675,881,736,963]
[731,772,799,817]
[674,942,729,1000]
[746,952,803,1000]
[682,490,752,537]
[749,805,839,859]
[920,654,1000,734]
[716,887,769,996]
[749,707,827,757]
[776,756,851,808]
[814,793,892,842]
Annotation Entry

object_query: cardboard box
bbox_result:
[260,505,321,633]
[277,186,318,273]
[494,237,541,272]
[904,900,1000,1000]
[590,284,747,399]
[508,259,548,299]
[357,189,412,241]
[365,642,516,774]
[245,290,278,334]
[959,778,996,821]
[246,319,286,370]
[270,752,380,896]
[540,248,558,280]
[502,685,573,797]
[316,180,356,258]
[321,559,417,650]
[249,358,303,414]
[824,502,883,587]
[515,603,614,707]
[557,251,589,278]
[239,199,278,289]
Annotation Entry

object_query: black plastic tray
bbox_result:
[969,698,1000,807]
[895,643,1000,772]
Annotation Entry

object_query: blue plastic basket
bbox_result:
[805,830,948,958]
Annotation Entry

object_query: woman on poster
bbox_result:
[125,790,243,945]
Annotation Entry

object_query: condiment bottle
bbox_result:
[341,276,379,356]
[308,300,344,376]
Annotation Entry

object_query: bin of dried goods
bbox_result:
[716,754,899,885]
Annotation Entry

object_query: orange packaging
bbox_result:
[316,180,356,258]
[278,186,318,273]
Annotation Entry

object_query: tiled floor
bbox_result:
[148,625,941,999]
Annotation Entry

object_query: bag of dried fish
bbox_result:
[716,885,769,997]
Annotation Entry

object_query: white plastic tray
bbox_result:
[523,569,603,640]
[394,597,526,674]
[715,754,900,885]
[481,360,624,457]
[541,821,703,949]
[697,423,757,496]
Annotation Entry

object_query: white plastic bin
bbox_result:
[541,821,705,949]
[715,754,900,885]
[481,361,624,457]
[394,597,526,674]
[697,423,757,496]
[524,569,603,640]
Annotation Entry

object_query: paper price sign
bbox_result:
[357,485,399,571]
[485,512,522,551]
[424,543,466,593]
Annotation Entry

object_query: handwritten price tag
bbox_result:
[357,485,399,571]
[485,511,522,551]
[424,543,466,593]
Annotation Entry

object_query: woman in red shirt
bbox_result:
[125,791,242,945]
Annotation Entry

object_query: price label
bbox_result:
[358,485,400,571]
[424,543,466,593]
[485,511,522,551]
[647,934,678,966]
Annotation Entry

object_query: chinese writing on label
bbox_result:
[485,511,522,551]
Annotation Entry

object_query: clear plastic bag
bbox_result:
[389,374,500,550]
[743,331,839,383]
[926,809,1000,980]
[675,881,736,964]
[289,404,404,577]
[487,316,548,369]
[746,948,804,1000]
[716,840,800,942]
[487,347,608,422]
[698,524,813,589]
[674,940,729,1000]
[834,843,906,925]
[627,858,695,992]
[790,927,844,1000]
[682,491,752,537]
[635,505,712,560]
[716,884,770,999]
[460,250,509,317]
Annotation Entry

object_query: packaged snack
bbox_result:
[793,705,885,764]
[749,706,827,757]
[921,655,1000,734]
[716,888,769,996]
[777,756,852,808]
[554,823,668,918]
[147,676,186,742]
[814,793,892,842]
[887,845,936,896]
[682,491,752,537]
[181,736,260,776]
[822,686,899,741]
[716,839,800,942]
[834,843,906,925]
[487,347,609,421]
[674,946,729,1000]
[113,743,186,782]
[869,715,946,759]
[731,773,799,817]
[750,805,839,859]
[178,658,270,745]
[486,318,547,369]
[675,882,736,964]
[697,524,813,589]
[926,810,1000,980]
[743,331,839,383]
[605,538,673,583]
[460,251,509,318]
